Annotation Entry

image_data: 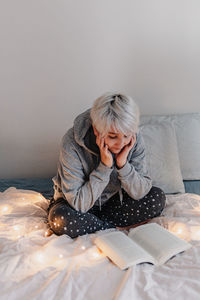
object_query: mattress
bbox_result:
[0,178,54,199]
[0,180,200,300]
[0,178,199,197]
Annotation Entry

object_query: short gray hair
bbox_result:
[90,92,140,135]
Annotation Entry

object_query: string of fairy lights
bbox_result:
[1,191,200,269]
[0,193,102,267]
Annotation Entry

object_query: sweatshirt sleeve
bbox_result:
[55,136,113,213]
[116,131,152,200]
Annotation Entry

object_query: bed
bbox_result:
[1,113,200,300]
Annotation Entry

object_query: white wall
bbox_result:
[1,0,200,178]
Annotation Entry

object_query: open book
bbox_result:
[94,223,192,270]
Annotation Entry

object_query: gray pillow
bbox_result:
[140,122,185,194]
[140,113,200,180]
[173,114,200,180]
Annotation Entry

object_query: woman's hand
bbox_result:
[115,135,136,169]
[94,127,113,168]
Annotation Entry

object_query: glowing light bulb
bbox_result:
[1,205,12,214]
[176,227,183,234]
[168,222,190,241]
[91,251,101,259]
[45,228,53,237]
[35,225,39,229]
[13,225,20,231]
[2,206,8,212]
[36,252,45,263]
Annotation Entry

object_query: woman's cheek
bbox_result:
[123,137,131,147]
[104,139,114,149]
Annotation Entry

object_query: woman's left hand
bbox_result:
[115,135,136,169]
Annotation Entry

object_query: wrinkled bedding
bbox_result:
[0,188,200,300]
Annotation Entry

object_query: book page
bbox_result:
[94,231,155,270]
[128,223,192,265]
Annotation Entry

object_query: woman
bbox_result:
[48,92,166,238]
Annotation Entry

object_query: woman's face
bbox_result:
[104,128,132,154]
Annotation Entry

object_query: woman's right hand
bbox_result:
[94,130,113,168]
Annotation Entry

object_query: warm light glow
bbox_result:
[81,246,86,250]
[190,226,200,241]
[59,254,63,259]
[12,225,25,239]
[13,225,20,231]
[44,229,53,237]
[176,227,183,234]
[90,248,102,260]
[2,206,8,212]
[168,222,190,241]
[92,252,100,259]
[35,252,45,264]
[0,205,12,214]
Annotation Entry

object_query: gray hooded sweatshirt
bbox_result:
[52,109,152,213]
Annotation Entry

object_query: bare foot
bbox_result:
[116,219,151,231]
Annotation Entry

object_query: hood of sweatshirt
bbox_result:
[73,108,100,156]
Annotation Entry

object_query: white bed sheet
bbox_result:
[0,188,200,300]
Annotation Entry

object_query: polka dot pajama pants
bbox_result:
[47,186,166,239]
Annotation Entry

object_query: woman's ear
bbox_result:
[92,125,98,137]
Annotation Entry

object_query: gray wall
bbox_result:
[1,0,200,178]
